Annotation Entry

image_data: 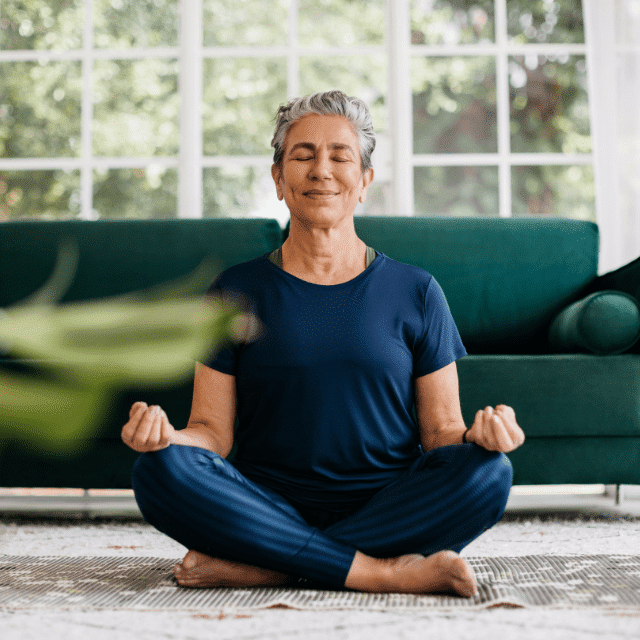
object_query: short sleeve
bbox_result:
[413,276,467,378]
[200,279,239,376]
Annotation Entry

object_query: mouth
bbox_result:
[303,190,337,198]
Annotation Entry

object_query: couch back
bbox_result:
[0,216,602,488]
[1,216,598,355]
[0,218,283,306]
[350,216,599,354]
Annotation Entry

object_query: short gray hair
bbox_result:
[271,90,376,174]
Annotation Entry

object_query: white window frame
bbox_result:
[0,0,599,255]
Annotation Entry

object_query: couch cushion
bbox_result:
[548,290,640,355]
[455,354,640,437]
[349,216,599,354]
[0,219,283,306]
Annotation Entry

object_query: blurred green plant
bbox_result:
[0,242,249,453]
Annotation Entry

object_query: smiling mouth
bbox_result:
[304,191,337,197]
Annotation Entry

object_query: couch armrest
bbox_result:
[548,290,640,355]
[578,254,640,354]
[582,254,640,301]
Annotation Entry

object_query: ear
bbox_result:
[271,164,284,201]
[358,167,374,204]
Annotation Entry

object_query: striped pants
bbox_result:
[131,442,513,588]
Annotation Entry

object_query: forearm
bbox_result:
[422,423,468,451]
[171,422,233,457]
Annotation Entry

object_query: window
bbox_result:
[0,0,593,228]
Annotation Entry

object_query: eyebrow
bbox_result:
[288,142,356,156]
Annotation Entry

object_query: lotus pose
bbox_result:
[122,90,525,596]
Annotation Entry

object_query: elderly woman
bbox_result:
[122,90,524,597]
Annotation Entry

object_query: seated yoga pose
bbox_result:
[121,90,525,597]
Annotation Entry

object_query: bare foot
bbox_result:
[345,549,478,597]
[173,550,297,588]
[384,550,478,597]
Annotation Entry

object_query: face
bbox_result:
[271,114,374,223]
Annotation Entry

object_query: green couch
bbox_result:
[1,217,639,488]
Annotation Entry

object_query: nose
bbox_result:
[308,150,332,180]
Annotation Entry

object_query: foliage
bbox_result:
[414,165,499,216]
[0,245,247,452]
[412,56,497,154]
[0,0,593,221]
[203,0,288,46]
[92,167,178,219]
[298,0,385,47]
[411,0,495,45]
[507,0,584,45]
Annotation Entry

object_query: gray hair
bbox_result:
[271,90,376,174]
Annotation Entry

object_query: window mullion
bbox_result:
[495,0,511,218]
[80,0,94,220]
[583,0,620,274]
[288,0,299,99]
[178,0,203,218]
[388,0,412,216]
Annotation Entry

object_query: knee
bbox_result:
[130,447,178,509]
[476,447,513,522]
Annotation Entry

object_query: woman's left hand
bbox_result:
[466,405,525,453]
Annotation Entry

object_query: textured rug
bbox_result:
[1,555,640,611]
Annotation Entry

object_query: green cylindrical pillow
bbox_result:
[549,290,640,355]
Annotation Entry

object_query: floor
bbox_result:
[1,488,640,640]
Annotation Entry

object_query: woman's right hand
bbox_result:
[121,402,176,452]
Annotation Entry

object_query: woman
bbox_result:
[122,90,525,597]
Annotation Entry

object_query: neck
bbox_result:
[282,217,366,279]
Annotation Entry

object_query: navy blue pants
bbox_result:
[131,443,512,588]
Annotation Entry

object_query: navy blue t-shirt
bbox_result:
[203,249,467,509]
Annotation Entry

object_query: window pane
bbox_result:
[411,0,494,45]
[507,0,584,45]
[93,0,178,49]
[511,165,595,219]
[203,166,287,223]
[414,166,499,216]
[298,0,385,47]
[93,167,177,218]
[412,56,496,154]
[299,56,387,132]
[0,0,83,50]
[93,58,179,157]
[203,58,287,156]
[0,61,81,158]
[204,0,289,47]
[509,55,590,154]
[0,170,80,220]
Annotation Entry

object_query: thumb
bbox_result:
[467,410,485,442]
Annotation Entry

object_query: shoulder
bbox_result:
[376,253,435,293]
[207,253,271,294]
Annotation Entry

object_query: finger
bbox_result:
[129,401,148,419]
[496,404,516,421]
[490,413,515,452]
[132,406,158,450]
[483,407,499,450]
[121,403,148,442]
[146,407,162,448]
[495,406,525,446]
[159,410,174,448]
[468,409,484,443]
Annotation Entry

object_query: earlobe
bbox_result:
[271,164,284,201]
[359,167,374,203]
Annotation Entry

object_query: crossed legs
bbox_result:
[131,443,512,596]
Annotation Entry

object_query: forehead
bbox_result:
[284,114,359,151]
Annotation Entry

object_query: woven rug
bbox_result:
[1,555,640,611]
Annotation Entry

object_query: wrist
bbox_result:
[462,428,471,444]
